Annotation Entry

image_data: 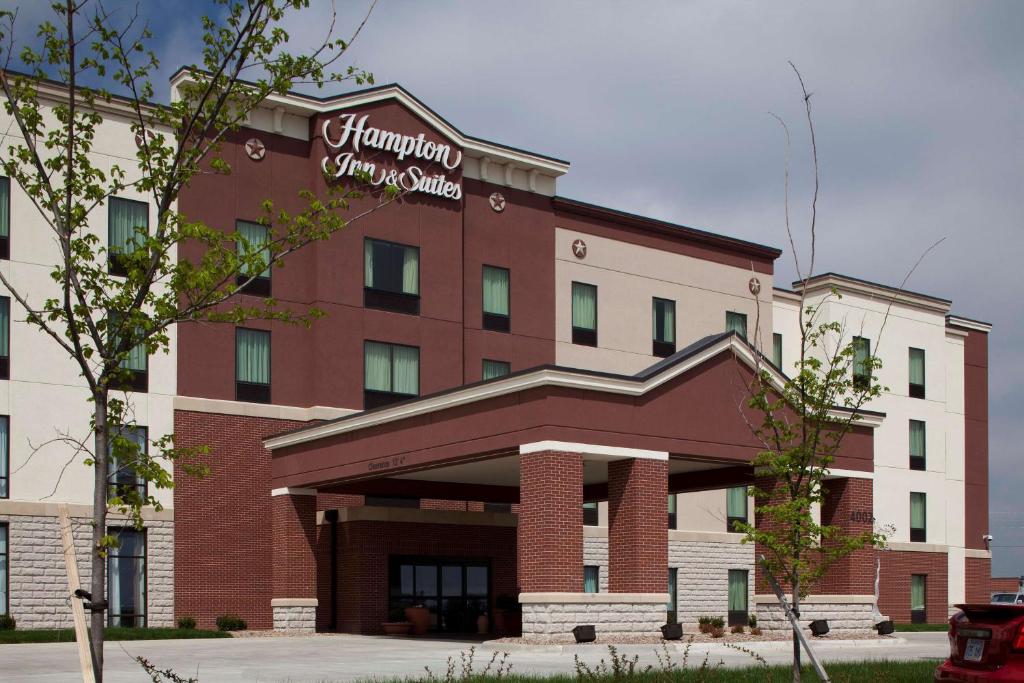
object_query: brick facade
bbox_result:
[517,451,582,593]
[877,549,948,624]
[607,458,667,592]
[991,574,1022,595]
[966,557,993,602]
[271,493,318,599]
[819,477,874,594]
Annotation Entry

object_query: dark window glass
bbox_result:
[482,359,511,381]
[910,492,927,542]
[364,341,419,409]
[235,220,271,296]
[107,426,147,502]
[482,266,510,332]
[853,336,871,391]
[364,238,419,314]
[772,333,783,369]
[728,569,748,626]
[909,420,926,471]
[910,574,926,623]
[0,297,8,380]
[583,501,599,526]
[0,416,7,499]
[107,528,146,627]
[667,567,678,622]
[236,328,270,403]
[571,282,597,346]
[652,298,676,357]
[0,523,7,614]
[108,311,148,392]
[727,487,748,532]
[909,347,925,399]
[584,565,599,593]
[667,494,677,529]
[108,197,148,276]
[0,176,9,260]
[726,311,747,340]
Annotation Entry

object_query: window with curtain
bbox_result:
[909,347,925,399]
[108,426,147,502]
[582,501,599,526]
[0,523,7,614]
[571,282,597,346]
[0,416,7,499]
[772,333,783,369]
[667,494,677,529]
[853,336,871,390]
[727,569,748,626]
[108,311,148,392]
[482,265,510,332]
[0,296,8,379]
[236,220,271,296]
[108,197,148,276]
[910,492,927,542]
[364,238,420,314]
[909,420,926,471]
[584,566,599,594]
[667,567,678,622]
[726,311,747,340]
[652,297,676,357]
[726,486,747,531]
[910,574,927,623]
[236,328,271,403]
[482,359,510,381]
[0,176,9,259]
[107,528,146,627]
[364,341,420,409]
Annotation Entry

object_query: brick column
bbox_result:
[607,457,667,592]
[753,474,787,595]
[271,488,318,632]
[819,477,875,595]
[517,451,583,593]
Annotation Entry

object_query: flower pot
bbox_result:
[477,613,489,634]
[404,606,430,635]
[382,621,412,636]
[661,622,683,640]
[573,624,596,643]
[875,620,895,635]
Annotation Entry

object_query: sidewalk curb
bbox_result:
[479,637,908,654]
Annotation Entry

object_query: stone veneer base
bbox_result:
[754,595,878,633]
[520,593,668,638]
[272,600,317,632]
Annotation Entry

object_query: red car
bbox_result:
[936,603,1024,681]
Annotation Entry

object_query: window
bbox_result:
[365,495,419,508]
[108,197,148,276]
[726,486,747,532]
[108,426,147,503]
[0,297,8,380]
[236,328,271,403]
[772,333,783,369]
[571,282,597,346]
[482,266,510,332]
[728,569,748,626]
[667,494,677,529]
[583,501,599,526]
[910,492,927,542]
[0,176,9,259]
[911,574,927,624]
[584,566,599,594]
[235,220,271,297]
[482,359,511,381]
[364,238,419,314]
[0,523,6,615]
[909,420,926,471]
[652,297,676,357]
[364,341,419,409]
[853,336,871,391]
[483,502,512,514]
[667,568,678,623]
[0,416,7,499]
[109,312,148,392]
[726,311,747,340]
[107,528,146,627]
[909,348,925,399]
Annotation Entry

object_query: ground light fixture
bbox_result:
[876,620,895,635]
[809,619,830,637]
[573,625,596,643]
[661,622,683,640]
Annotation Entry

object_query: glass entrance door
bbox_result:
[390,557,490,633]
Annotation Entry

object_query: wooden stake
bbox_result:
[58,504,96,683]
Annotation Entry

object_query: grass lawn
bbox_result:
[893,622,950,632]
[0,626,230,644]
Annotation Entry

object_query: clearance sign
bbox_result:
[321,113,463,200]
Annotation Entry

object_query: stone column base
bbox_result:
[271,598,318,633]
[754,595,878,634]
[520,592,669,639]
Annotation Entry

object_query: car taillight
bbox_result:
[1013,623,1024,652]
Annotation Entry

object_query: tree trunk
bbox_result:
[792,581,802,683]
[90,393,109,681]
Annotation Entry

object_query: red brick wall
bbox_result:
[318,520,517,633]
[173,410,306,630]
[966,558,992,602]
[878,550,948,624]
[271,493,318,598]
[607,458,667,592]
[818,478,874,594]
[991,575,1022,594]
[517,451,582,593]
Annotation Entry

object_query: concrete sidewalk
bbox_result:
[0,632,949,682]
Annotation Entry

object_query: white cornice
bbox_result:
[174,395,356,422]
[519,441,668,461]
[797,274,951,315]
[946,316,992,333]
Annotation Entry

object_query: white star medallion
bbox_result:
[489,192,506,212]
[245,138,266,161]
[572,239,587,259]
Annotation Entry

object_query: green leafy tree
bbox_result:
[0,0,387,677]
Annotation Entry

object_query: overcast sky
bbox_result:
[9,1,1023,574]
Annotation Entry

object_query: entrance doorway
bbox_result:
[389,556,490,633]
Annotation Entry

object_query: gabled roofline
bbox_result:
[263,332,884,451]
[168,69,570,175]
[795,272,951,314]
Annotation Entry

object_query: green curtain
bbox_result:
[584,566,599,593]
[910,492,926,531]
[667,494,677,514]
[392,344,419,395]
[402,248,419,295]
[727,486,747,521]
[109,197,148,255]
[909,420,926,458]
[482,359,510,380]
[854,337,871,377]
[572,282,596,330]
[363,240,374,288]
[108,426,147,492]
[237,221,270,277]
[773,333,783,368]
[0,297,8,358]
[728,570,748,612]
[0,523,7,612]
[0,416,7,499]
[364,341,392,392]
[483,266,510,315]
[0,177,9,238]
[667,567,678,612]
[910,575,926,611]
[236,329,270,385]
[653,298,675,343]
[109,312,147,372]
[909,348,925,386]
[726,311,747,339]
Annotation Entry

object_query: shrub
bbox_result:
[697,616,712,633]
[748,614,758,628]
[0,614,15,631]
[750,626,763,636]
[215,615,247,632]
[176,616,196,630]
[709,626,726,638]
[731,624,745,634]
[711,617,725,629]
